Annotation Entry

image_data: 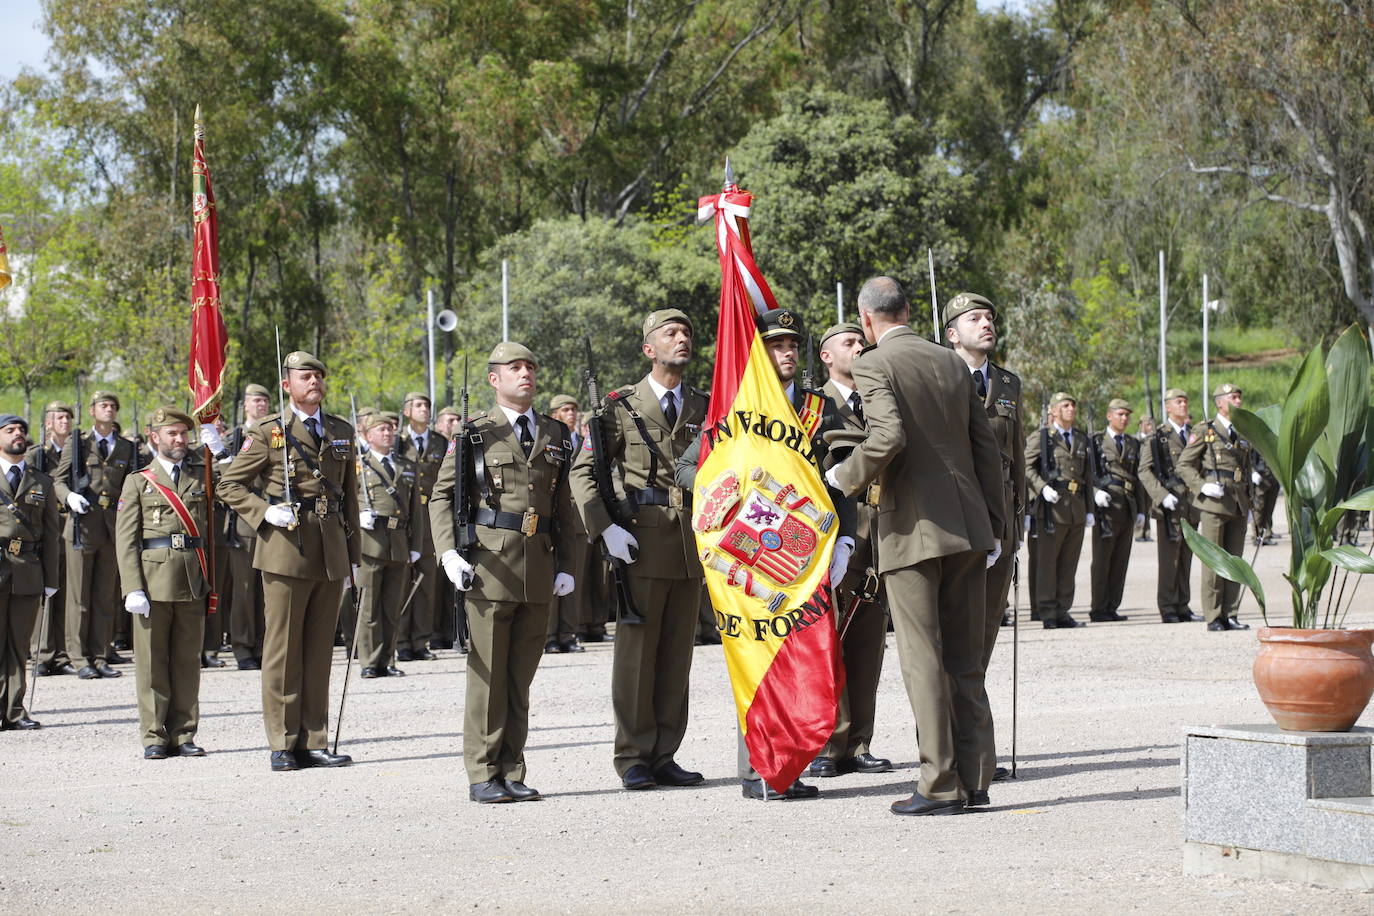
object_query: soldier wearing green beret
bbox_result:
[392,392,447,662]
[1179,382,1256,631]
[28,402,75,676]
[220,384,273,670]
[1087,398,1144,622]
[1024,392,1092,628]
[217,351,361,771]
[429,341,577,802]
[54,390,136,678]
[569,308,710,792]
[115,407,212,757]
[1138,388,1202,623]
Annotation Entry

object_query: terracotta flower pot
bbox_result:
[1252,627,1374,731]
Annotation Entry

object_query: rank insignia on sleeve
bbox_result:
[240,436,254,453]
[446,438,456,456]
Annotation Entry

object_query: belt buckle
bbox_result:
[520,509,539,537]
[668,486,685,510]
[387,517,399,530]
[314,498,329,519]
[170,533,186,549]
[866,483,881,507]
[1067,481,1079,494]
[98,494,111,509]
[7,539,19,556]
[1234,469,1243,483]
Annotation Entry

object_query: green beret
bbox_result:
[283,351,327,374]
[43,401,75,418]
[146,406,195,430]
[642,308,693,341]
[243,383,271,399]
[402,391,429,406]
[1050,391,1076,406]
[436,406,460,419]
[1107,398,1133,412]
[1164,387,1188,401]
[488,341,537,366]
[942,292,997,328]
[90,390,120,409]
[757,308,804,341]
[818,323,864,350]
[1213,382,1241,398]
[549,394,578,411]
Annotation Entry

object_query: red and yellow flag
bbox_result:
[189,103,228,423]
[693,167,843,793]
[0,223,12,291]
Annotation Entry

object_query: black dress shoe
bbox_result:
[270,750,299,772]
[395,649,415,662]
[34,662,51,677]
[106,651,130,665]
[50,662,78,676]
[334,633,346,647]
[237,658,261,671]
[841,753,892,774]
[621,764,657,790]
[1089,610,1128,622]
[1041,618,1059,630]
[967,789,990,807]
[14,716,41,730]
[809,756,839,778]
[544,640,561,655]
[412,649,437,661]
[385,666,405,677]
[653,762,704,786]
[177,742,207,757]
[559,640,586,653]
[890,791,964,816]
[582,632,611,643]
[297,749,352,768]
[93,661,122,678]
[201,654,226,668]
[741,778,819,800]
[504,780,542,801]
[1228,617,1250,630]
[113,638,132,651]
[470,779,515,803]
[144,745,169,760]
[1207,620,1229,631]
[360,667,380,678]
[77,665,100,679]
[1178,608,1201,622]
[993,766,1009,781]
[1056,615,1081,629]
[1001,612,1012,627]
[1160,612,1180,623]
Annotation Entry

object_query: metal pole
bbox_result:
[927,248,940,342]
[426,288,436,411]
[501,258,509,342]
[1158,250,1167,411]
[1201,273,1209,410]
[836,281,843,324]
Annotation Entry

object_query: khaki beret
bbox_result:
[819,323,864,350]
[642,308,693,341]
[436,406,460,419]
[757,308,804,341]
[402,391,429,405]
[1050,391,1076,406]
[942,292,997,328]
[1107,398,1133,412]
[488,341,537,366]
[1164,387,1188,401]
[1213,382,1241,398]
[146,406,195,430]
[283,351,327,374]
[356,406,377,420]
[243,383,271,399]
[0,413,28,433]
[362,411,399,430]
[43,401,75,418]
[90,390,120,409]
[549,394,578,411]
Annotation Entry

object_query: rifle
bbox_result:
[1028,401,1055,539]
[69,414,88,551]
[582,336,645,626]
[451,355,472,652]
[1087,422,1115,539]
[802,333,816,390]
[1147,429,1184,542]
[274,328,304,555]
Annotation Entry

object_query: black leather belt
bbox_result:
[373,516,408,530]
[475,507,550,536]
[628,486,691,509]
[2,537,38,557]
[142,535,204,550]
[274,496,336,519]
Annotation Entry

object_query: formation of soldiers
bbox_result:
[0,282,1280,815]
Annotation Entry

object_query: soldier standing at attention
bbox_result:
[225,384,271,670]
[55,391,135,679]
[1024,393,1093,629]
[1138,389,1202,623]
[29,402,74,676]
[1179,383,1256,631]
[393,393,446,662]
[1088,399,1144,622]
[429,342,577,803]
[545,394,587,654]
[430,405,462,651]
[115,408,212,758]
[0,414,60,730]
[217,351,360,771]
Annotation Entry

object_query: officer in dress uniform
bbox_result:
[1024,392,1093,629]
[0,414,60,730]
[115,407,212,758]
[28,402,74,676]
[1138,388,1203,623]
[1088,399,1145,622]
[224,384,271,669]
[429,341,578,803]
[216,351,361,771]
[393,392,447,662]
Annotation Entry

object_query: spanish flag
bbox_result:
[0,223,12,291]
[693,165,843,793]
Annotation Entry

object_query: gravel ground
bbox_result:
[3,503,1372,913]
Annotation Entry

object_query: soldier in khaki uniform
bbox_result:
[28,402,74,676]
[569,309,709,792]
[1087,399,1145,622]
[54,391,135,678]
[393,392,447,661]
[1138,388,1202,623]
[1179,382,1256,631]
[356,411,422,677]
[545,394,587,654]
[115,408,212,758]
[224,384,271,669]
[429,341,577,803]
[217,351,361,771]
[0,415,61,730]
[429,406,463,649]
[1024,393,1093,629]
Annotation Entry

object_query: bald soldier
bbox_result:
[224,384,272,669]
[1024,393,1093,629]
[217,351,361,771]
[115,407,212,758]
[1138,388,1202,623]
[569,309,710,792]
[0,414,61,731]
[1088,399,1145,623]
[28,401,75,676]
[392,392,446,662]
[429,341,578,803]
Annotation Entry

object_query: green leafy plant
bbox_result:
[1183,324,1374,628]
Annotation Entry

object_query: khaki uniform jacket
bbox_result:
[1025,425,1091,525]
[25,441,63,476]
[114,458,211,602]
[980,363,1026,545]
[1139,423,1194,517]
[227,425,260,543]
[357,451,422,563]
[1093,430,1144,515]
[569,376,708,580]
[1178,419,1253,519]
[823,379,875,568]
[429,411,577,604]
[832,327,1004,572]
[54,430,138,545]
[0,463,61,595]
[216,411,361,581]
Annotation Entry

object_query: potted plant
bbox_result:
[1183,324,1374,732]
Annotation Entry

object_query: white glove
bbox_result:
[1251,471,1262,486]
[986,539,1002,568]
[824,465,843,490]
[1094,489,1112,508]
[1162,494,1180,511]
[359,509,377,530]
[1023,515,1032,534]
[199,424,224,455]
[828,536,854,584]
[1135,513,1146,526]
[43,586,58,599]
[441,549,474,590]
[601,524,639,564]
[342,564,360,590]
[1085,513,1095,529]
[553,572,575,597]
[124,590,151,617]
[408,550,421,564]
[66,492,90,514]
[1040,485,1060,504]
[1202,482,1225,499]
[264,504,297,528]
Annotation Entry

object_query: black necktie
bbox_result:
[1181,426,1189,446]
[380,456,394,479]
[6,466,19,493]
[98,438,109,460]
[1228,426,1237,445]
[1115,434,1124,453]
[516,415,534,457]
[663,391,678,429]
[849,392,865,425]
[1063,430,1071,449]
[414,435,424,455]
[171,464,181,485]
[305,416,322,445]
[975,370,987,399]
